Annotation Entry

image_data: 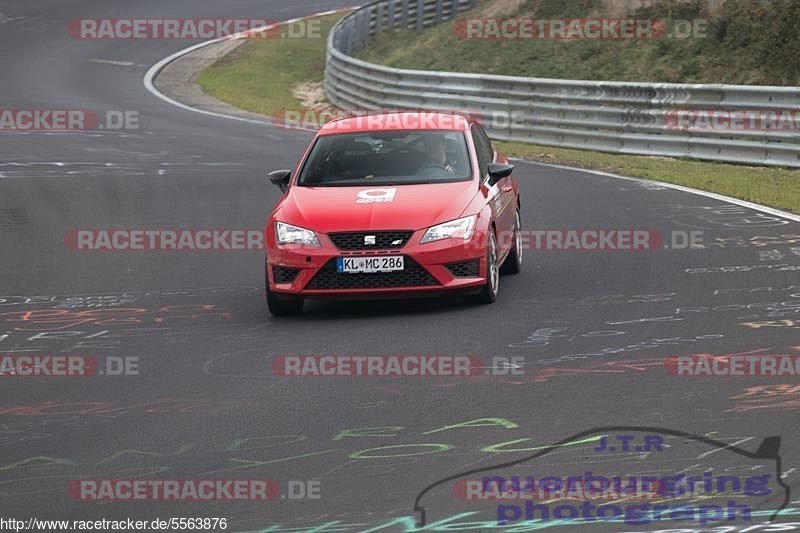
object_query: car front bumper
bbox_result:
[266,228,488,297]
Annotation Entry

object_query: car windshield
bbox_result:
[297,130,471,186]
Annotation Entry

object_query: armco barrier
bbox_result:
[324,0,800,167]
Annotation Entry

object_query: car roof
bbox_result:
[318,111,471,135]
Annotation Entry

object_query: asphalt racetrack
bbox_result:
[1,1,799,532]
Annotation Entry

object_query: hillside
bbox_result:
[357,0,800,85]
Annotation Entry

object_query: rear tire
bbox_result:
[266,285,304,316]
[469,231,499,305]
[500,208,523,275]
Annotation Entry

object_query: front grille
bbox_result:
[445,259,480,277]
[328,231,413,250]
[305,257,439,290]
[273,266,301,283]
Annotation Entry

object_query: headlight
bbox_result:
[276,222,321,247]
[420,215,477,244]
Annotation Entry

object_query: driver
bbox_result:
[421,135,457,174]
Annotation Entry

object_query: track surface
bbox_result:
[1,1,799,531]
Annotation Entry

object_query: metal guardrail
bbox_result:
[324,0,800,167]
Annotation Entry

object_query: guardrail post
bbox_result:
[375,1,385,34]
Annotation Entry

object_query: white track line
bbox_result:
[90,58,136,66]
[142,8,353,127]
[511,158,800,223]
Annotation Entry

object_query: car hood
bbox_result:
[276,182,478,232]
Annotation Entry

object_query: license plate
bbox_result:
[337,256,404,273]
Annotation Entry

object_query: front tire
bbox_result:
[500,208,523,275]
[469,231,499,305]
[266,285,304,316]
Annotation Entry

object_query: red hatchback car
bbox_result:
[264,111,522,315]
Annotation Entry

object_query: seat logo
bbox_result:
[357,188,396,204]
[364,235,376,246]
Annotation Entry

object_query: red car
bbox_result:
[264,111,522,315]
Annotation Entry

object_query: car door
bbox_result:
[471,124,515,256]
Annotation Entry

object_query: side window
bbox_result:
[470,125,493,178]
[476,124,495,162]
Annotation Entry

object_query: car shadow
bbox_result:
[293,294,479,320]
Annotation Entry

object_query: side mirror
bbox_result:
[487,163,514,186]
[268,170,292,193]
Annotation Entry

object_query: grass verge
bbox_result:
[496,141,800,214]
[357,0,800,85]
[197,13,347,116]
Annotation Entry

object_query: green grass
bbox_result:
[496,140,800,214]
[357,0,800,85]
[197,13,346,115]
